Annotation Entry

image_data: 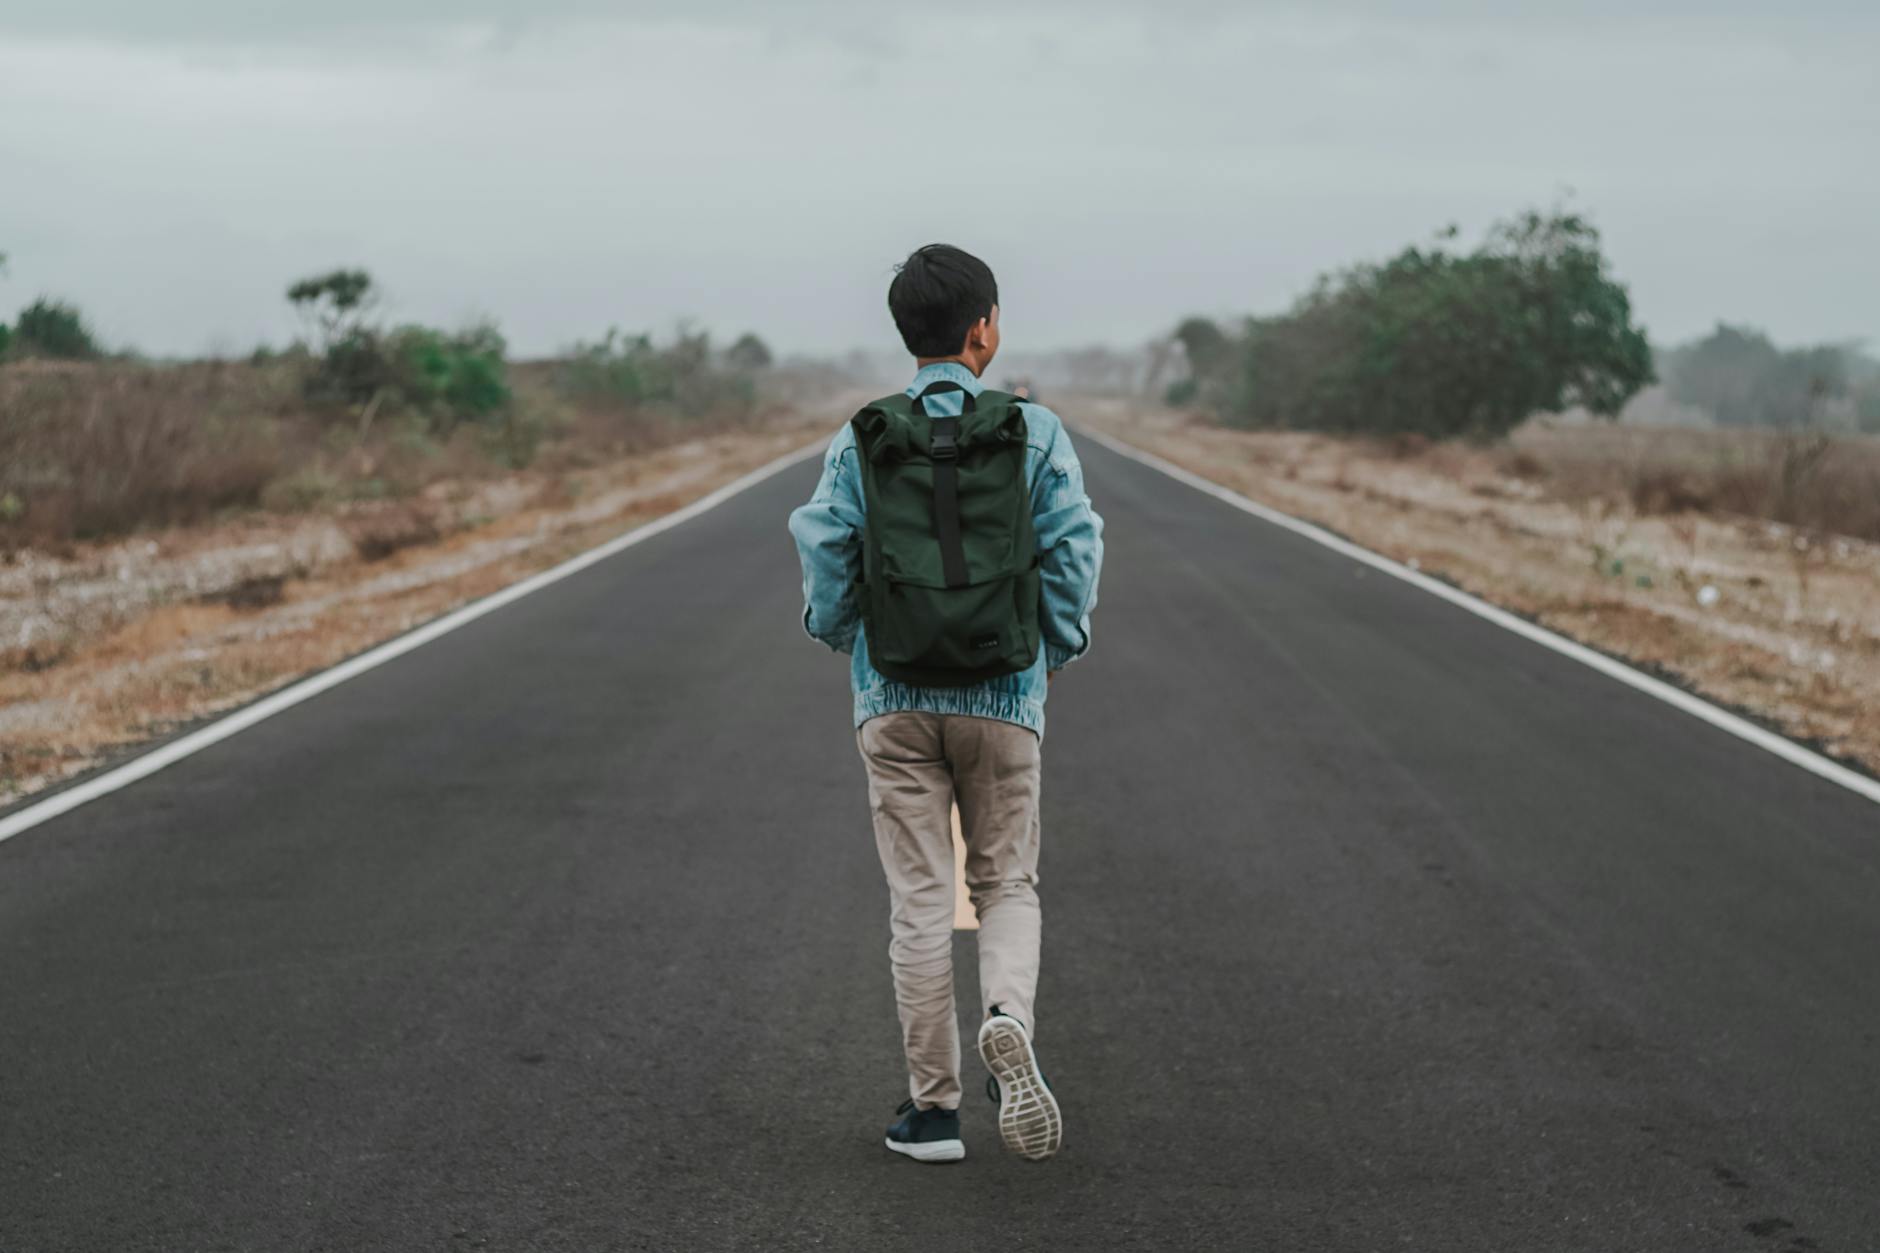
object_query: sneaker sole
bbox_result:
[884,1136,964,1163]
[977,1016,1062,1161]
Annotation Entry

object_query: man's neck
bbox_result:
[914,355,984,377]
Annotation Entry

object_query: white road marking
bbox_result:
[0,441,826,846]
[1082,427,1880,809]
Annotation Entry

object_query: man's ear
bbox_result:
[965,316,991,352]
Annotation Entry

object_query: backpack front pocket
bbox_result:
[867,566,1040,686]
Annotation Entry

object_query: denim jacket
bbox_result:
[787,362,1104,738]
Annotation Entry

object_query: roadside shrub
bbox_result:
[284,265,513,432]
[1177,209,1654,440]
[1659,323,1875,430]
[724,332,774,372]
[12,298,101,360]
[385,323,511,428]
[557,327,756,421]
[561,329,653,405]
[303,328,389,409]
[0,323,11,355]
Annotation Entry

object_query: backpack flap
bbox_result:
[851,387,1026,465]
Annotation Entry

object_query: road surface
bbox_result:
[3,432,1877,1251]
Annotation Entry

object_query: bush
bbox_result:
[558,327,756,420]
[281,268,564,436]
[725,332,773,372]
[1179,210,1655,440]
[284,267,513,430]
[385,323,511,428]
[0,322,10,356]
[12,298,101,360]
[303,328,389,408]
[301,324,512,430]
[1660,324,1870,428]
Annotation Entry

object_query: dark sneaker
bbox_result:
[884,1099,965,1163]
[978,1010,1062,1161]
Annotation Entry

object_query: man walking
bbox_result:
[788,244,1104,1163]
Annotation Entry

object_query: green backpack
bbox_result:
[850,382,1041,687]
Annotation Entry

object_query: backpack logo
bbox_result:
[970,632,1000,651]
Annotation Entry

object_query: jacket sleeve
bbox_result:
[786,429,865,655]
[1030,414,1104,671]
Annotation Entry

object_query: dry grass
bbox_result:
[0,356,822,553]
[0,360,297,546]
[1504,423,1880,542]
[1077,398,1880,776]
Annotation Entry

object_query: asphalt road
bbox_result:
[3,431,1877,1252]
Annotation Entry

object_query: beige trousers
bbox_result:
[857,712,1043,1111]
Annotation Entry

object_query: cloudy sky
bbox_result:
[1,2,1874,358]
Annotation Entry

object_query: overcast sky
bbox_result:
[1,2,1874,358]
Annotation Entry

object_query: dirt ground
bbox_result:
[1,417,831,804]
[1076,397,1880,778]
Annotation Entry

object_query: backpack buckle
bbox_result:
[930,430,959,461]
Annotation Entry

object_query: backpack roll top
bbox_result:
[850,385,1043,688]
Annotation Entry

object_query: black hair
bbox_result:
[887,244,998,358]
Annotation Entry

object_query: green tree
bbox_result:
[1173,317,1233,379]
[13,298,101,359]
[725,332,773,372]
[0,251,11,356]
[1166,317,1240,406]
[284,267,510,427]
[287,268,377,353]
[1189,209,1654,439]
[1662,323,1851,427]
[288,268,388,408]
[1849,349,1880,432]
